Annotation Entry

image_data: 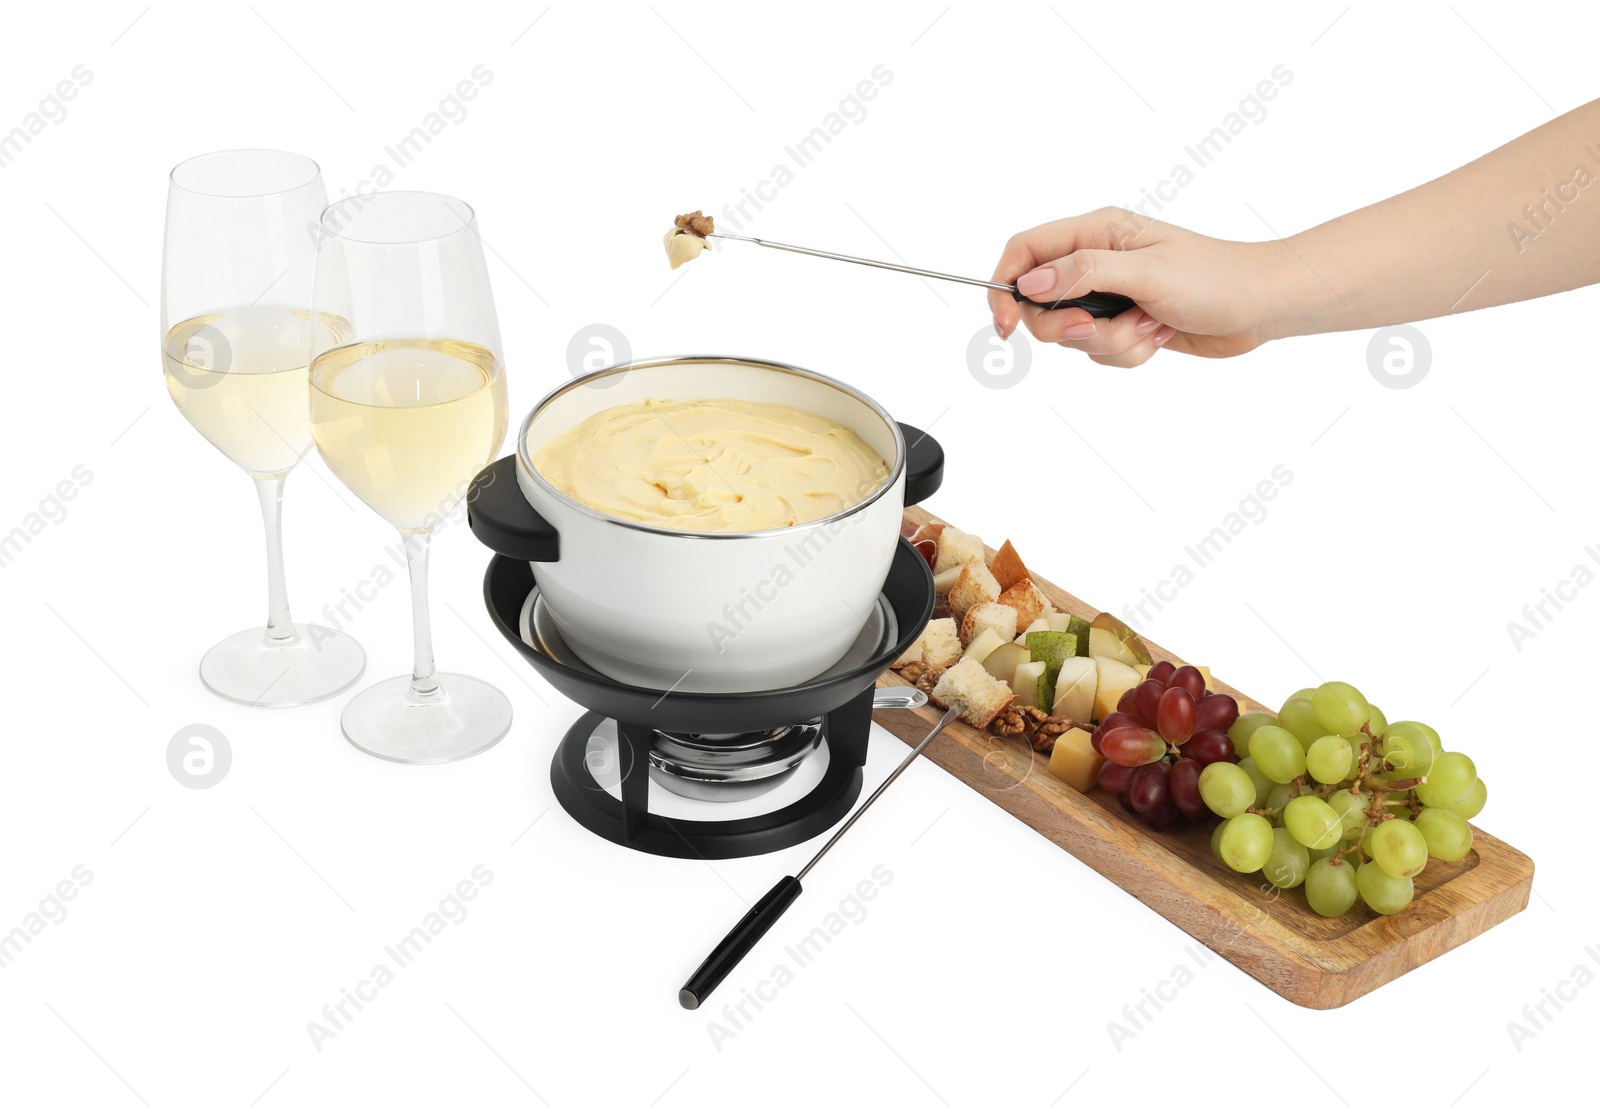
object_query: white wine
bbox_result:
[310,338,509,532]
[163,306,351,478]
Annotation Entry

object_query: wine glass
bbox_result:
[309,191,512,763]
[161,150,366,707]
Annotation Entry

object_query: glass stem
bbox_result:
[255,475,298,644]
[404,531,443,703]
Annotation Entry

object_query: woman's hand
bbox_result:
[988,208,1289,367]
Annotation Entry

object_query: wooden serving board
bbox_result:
[871,506,1535,1010]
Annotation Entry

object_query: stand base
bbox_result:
[551,711,865,859]
[341,673,512,764]
[200,624,365,709]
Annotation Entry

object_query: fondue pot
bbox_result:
[467,356,943,693]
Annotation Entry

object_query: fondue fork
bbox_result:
[705,232,1136,317]
[678,697,962,1010]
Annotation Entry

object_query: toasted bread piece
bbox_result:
[931,656,1016,729]
[948,557,1001,618]
[998,577,1051,632]
[933,527,985,574]
[917,617,962,670]
[891,626,927,669]
[989,539,1029,592]
[959,601,1018,647]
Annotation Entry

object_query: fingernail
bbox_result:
[1152,325,1176,347]
[1134,312,1160,335]
[993,316,1006,339]
[1062,322,1098,340]
[1016,267,1055,296]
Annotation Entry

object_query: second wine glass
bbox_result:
[310,191,512,763]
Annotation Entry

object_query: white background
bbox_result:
[1,1,1592,1111]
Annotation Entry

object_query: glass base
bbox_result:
[340,673,512,764]
[200,624,366,708]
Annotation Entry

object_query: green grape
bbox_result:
[1312,681,1371,736]
[1370,819,1429,878]
[1265,781,1299,811]
[1287,687,1317,704]
[1357,861,1414,915]
[1454,778,1487,821]
[1389,719,1441,753]
[1263,827,1310,888]
[1277,697,1325,747]
[1238,757,1274,808]
[1306,735,1354,784]
[1366,704,1388,736]
[1378,726,1436,777]
[1250,726,1308,783]
[1228,711,1278,758]
[1414,807,1473,861]
[1360,824,1377,858]
[1210,819,1228,860]
[1327,788,1371,832]
[1218,813,1274,873]
[1199,762,1257,818]
[1284,796,1343,850]
[1418,752,1477,806]
[1305,858,1359,916]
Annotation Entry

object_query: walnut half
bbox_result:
[674,210,715,236]
[990,708,1029,737]
[1030,715,1074,753]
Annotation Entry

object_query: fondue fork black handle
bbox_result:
[679,704,962,1010]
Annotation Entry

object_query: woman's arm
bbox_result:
[989,99,1600,366]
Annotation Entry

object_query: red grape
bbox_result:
[1183,729,1236,766]
[1156,686,1197,744]
[1091,712,1141,754]
[1144,800,1180,831]
[1148,660,1177,685]
[1098,761,1136,792]
[1116,687,1141,718]
[1170,665,1205,700]
[1194,692,1239,733]
[1128,763,1171,815]
[1132,678,1166,727]
[1099,725,1167,766]
[1168,757,1205,817]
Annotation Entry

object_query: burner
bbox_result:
[480,535,936,859]
[649,720,824,802]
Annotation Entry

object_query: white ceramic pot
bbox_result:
[478,356,936,693]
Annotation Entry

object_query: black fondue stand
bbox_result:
[466,424,943,860]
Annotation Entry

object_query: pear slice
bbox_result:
[961,628,1007,666]
[1013,616,1052,644]
[1089,612,1153,666]
[1051,657,1097,726]
[1011,660,1047,708]
[1092,656,1142,721]
[981,641,1032,686]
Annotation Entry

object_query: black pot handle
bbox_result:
[898,423,944,507]
[467,456,561,562]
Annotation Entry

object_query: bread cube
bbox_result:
[930,656,1016,729]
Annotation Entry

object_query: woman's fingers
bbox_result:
[989,213,1126,339]
[1026,304,1158,350]
[1014,247,1157,309]
[1084,324,1179,369]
